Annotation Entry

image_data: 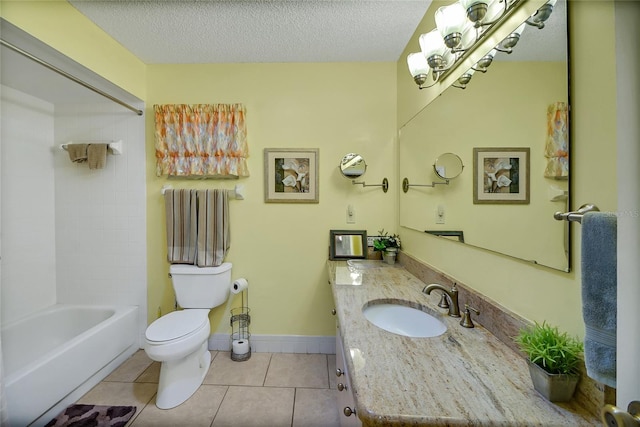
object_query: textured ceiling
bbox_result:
[69,0,434,64]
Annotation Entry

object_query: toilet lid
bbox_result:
[146,309,209,342]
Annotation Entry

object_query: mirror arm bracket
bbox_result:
[402,177,449,193]
[352,178,389,193]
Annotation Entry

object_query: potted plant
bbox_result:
[515,321,583,402]
[373,229,401,264]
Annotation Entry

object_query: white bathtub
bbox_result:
[1,304,139,427]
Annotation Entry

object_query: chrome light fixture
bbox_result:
[407,0,557,91]
[526,0,557,28]
[496,22,526,53]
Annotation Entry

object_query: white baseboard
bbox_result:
[209,334,335,354]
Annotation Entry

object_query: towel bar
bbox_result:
[60,140,123,155]
[160,184,245,200]
[554,203,599,223]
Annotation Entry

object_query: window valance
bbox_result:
[154,104,249,177]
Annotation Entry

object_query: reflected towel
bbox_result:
[164,189,197,264]
[581,212,617,387]
[196,190,230,267]
[66,143,88,163]
[87,144,108,169]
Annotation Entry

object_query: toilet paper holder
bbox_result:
[230,306,251,362]
[602,401,640,426]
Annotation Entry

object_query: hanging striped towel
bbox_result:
[164,189,197,264]
[196,190,230,267]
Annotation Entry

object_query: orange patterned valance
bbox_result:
[154,104,249,177]
[544,102,568,179]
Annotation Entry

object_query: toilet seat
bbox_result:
[146,309,209,343]
[144,309,211,362]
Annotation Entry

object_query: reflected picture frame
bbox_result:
[329,230,367,260]
[473,147,530,204]
[264,148,319,203]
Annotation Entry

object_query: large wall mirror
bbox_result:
[399,1,570,271]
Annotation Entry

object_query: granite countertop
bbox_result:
[328,260,600,427]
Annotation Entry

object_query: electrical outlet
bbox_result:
[436,204,445,224]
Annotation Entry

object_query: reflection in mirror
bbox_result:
[339,153,367,178]
[329,230,367,260]
[434,153,464,179]
[400,1,570,271]
[402,152,464,193]
[339,153,389,193]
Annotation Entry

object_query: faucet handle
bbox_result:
[460,304,480,328]
[437,293,450,309]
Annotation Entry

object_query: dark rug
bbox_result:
[44,404,136,427]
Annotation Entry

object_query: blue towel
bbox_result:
[581,212,617,388]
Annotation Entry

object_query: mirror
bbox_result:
[340,153,367,179]
[329,230,367,260]
[339,153,389,193]
[403,152,464,192]
[434,153,464,180]
[399,1,570,271]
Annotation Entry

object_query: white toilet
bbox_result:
[144,262,232,409]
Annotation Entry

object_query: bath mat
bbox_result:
[44,404,136,427]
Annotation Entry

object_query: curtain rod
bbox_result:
[0,39,143,116]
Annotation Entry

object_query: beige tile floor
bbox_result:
[74,350,341,427]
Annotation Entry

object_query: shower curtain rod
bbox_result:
[0,39,143,116]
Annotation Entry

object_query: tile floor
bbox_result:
[73,350,341,427]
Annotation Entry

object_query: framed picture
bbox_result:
[264,148,319,203]
[473,147,530,204]
[329,230,367,260]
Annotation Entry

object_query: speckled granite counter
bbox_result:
[328,260,600,427]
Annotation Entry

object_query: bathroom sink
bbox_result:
[347,259,385,269]
[362,301,446,338]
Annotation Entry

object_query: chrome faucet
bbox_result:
[422,283,461,317]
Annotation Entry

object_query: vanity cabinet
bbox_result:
[335,322,361,427]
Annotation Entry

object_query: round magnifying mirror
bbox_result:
[339,153,367,179]
[433,153,464,180]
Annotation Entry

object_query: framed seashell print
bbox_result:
[264,148,319,203]
[473,147,530,204]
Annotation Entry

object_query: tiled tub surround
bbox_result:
[328,259,600,426]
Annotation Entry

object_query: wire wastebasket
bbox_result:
[230,306,251,361]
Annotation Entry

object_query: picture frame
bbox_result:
[329,230,367,260]
[473,147,530,204]
[264,148,319,203]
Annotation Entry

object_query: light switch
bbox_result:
[347,204,356,224]
[436,204,445,224]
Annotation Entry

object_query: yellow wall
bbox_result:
[396,1,618,337]
[2,0,619,339]
[0,0,146,100]
[146,63,397,335]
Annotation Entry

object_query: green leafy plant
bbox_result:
[515,321,583,376]
[373,229,401,252]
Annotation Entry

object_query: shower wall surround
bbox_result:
[1,86,147,341]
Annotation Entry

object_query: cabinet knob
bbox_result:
[337,383,347,391]
[343,407,356,417]
[331,309,336,315]
[336,368,343,377]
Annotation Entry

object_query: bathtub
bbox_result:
[2,304,139,427]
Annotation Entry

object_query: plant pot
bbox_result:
[527,361,579,402]
[383,248,397,265]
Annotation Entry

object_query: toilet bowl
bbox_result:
[144,263,232,409]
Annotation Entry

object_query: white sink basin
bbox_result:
[362,301,446,338]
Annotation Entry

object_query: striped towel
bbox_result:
[164,189,197,264]
[196,190,230,267]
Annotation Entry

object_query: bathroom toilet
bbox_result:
[144,262,232,409]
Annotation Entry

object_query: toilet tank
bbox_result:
[170,263,232,309]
